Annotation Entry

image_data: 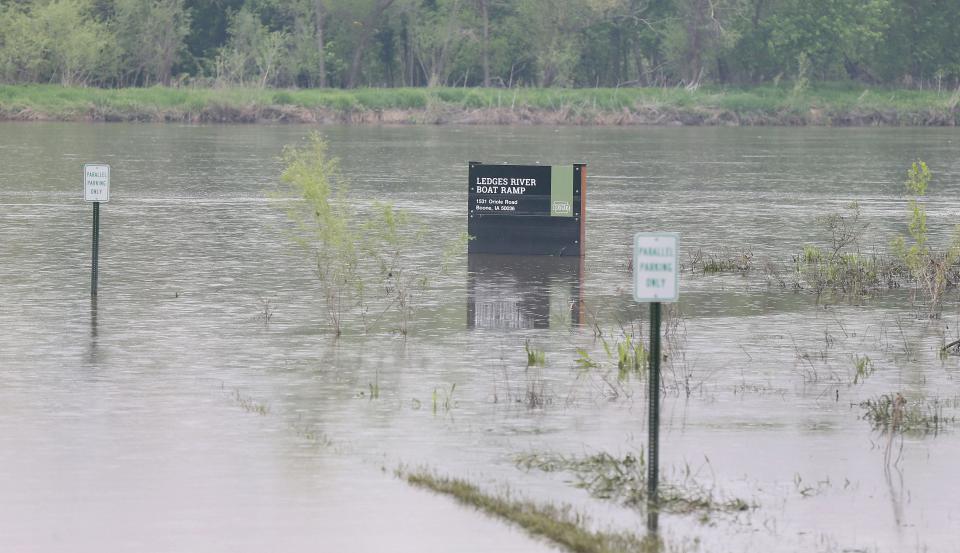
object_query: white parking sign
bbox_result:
[84,164,110,202]
[633,233,679,302]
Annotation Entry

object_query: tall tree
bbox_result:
[114,0,191,85]
[344,0,396,88]
[765,0,889,80]
[314,0,327,86]
[409,0,469,87]
[475,0,489,86]
[0,0,111,85]
[517,0,592,86]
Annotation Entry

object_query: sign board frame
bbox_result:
[633,232,679,303]
[468,162,586,256]
[83,163,110,203]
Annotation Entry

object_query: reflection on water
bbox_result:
[89,296,98,338]
[467,254,583,329]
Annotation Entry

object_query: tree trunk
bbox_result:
[686,0,707,85]
[346,0,396,89]
[315,0,327,87]
[479,0,489,87]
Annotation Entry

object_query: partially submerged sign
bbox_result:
[633,232,679,528]
[83,164,110,203]
[83,163,110,296]
[468,162,585,256]
[467,254,583,330]
[633,233,679,302]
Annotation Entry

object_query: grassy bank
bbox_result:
[402,469,659,553]
[2,83,960,125]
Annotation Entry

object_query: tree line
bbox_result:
[1,0,958,90]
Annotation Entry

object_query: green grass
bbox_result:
[515,451,751,515]
[525,340,546,367]
[2,83,960,124]
[859,394,957,434]
[402,469,659,553]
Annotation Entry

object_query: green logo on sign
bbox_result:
[550,165,573,217]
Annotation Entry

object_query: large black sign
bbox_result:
[468,162,585,256]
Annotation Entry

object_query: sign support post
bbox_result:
[83,163,110,298]
[632,232,679,535]
[647,300,661,532]
[92,202,100,296]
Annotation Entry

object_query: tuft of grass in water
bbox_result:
[255,296,274,324]
[801,245,823,263]
[525,340,546,367]
[289,417,334,447]
[793,248,908,296]
[575,329,648,399]
[402,469,658,553]
[859,393,956,434]
[233,388,270,415]
[432,383,457,413]
[852,354,874,384]
[687,247,753,274]
[515,451,751,515]
[355,371,381,400]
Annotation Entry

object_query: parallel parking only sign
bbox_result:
[633,232,679,302]
[83,163,110,203]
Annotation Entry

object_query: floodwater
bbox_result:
[2,123,959,552]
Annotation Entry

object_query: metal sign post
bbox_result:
[633,232,679,534]
[91,201,100,295]
[84,164,110,297]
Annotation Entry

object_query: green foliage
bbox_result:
[432,383,456,413]
[688,246,753,274]
[0,0,958,88]
[10,84,960,124]
[795,248,904,297]
[765,0,890,81]
[217,7,289,87]
[892,160,960,315]
[280,132,353,334]
[280,132,463,335]
[403,469,652,553]
[575,330,648,399]
[896,160,930,273]
[852,355,874,384]
[859,393,956,434]
[801,245,823,263]
[795,201,907,296]
[525,341,546,367]
[113,0,191,86]
[0,0,112,85]
[515,451,752,515]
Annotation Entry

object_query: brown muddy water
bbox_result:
[1,123,959,552]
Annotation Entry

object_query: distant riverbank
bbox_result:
[2,84,959,126]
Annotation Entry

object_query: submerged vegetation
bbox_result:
[231,388,270,416]
[402,469,656,553]
[525,340,546,367]
[852,355,875,385]
[859,394,957,435]
[575,329,648,400]
[688,247,753,274]
[515,451,751,516]
[892,161,960,316]
[280,132,464,336]
[683,164,960,313]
